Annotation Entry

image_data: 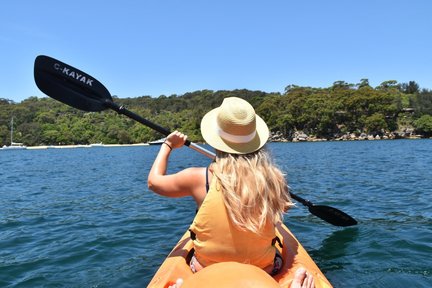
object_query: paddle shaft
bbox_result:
[289,192,312,207]
[104,100,216,159]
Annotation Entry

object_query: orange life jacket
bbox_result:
[189,177,276,268]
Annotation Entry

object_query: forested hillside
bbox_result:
[1,80,432,146]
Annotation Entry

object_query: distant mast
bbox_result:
[10,117,14,144]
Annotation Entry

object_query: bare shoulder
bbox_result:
[176,167,207,185]
[177,167,208,206]
[180,167,207,176]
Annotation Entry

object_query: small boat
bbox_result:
[1,118,27,150]
[148,222,333,287]
[148,138,166,145]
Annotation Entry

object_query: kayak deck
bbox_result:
[148,222,332,287]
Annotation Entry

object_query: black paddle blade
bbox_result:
[34,55,112,112]
[309,205,358,227]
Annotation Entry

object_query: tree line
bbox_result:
[1,79,432,147]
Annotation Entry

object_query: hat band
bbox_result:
[217,125,257,144]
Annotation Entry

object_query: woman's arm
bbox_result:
[147,131,207,204]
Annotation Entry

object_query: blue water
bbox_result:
[1,140,431,287]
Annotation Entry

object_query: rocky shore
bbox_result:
[269,130,425,142]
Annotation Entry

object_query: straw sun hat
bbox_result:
[200,97,269,154]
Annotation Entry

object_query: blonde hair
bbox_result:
[211,148,293,233]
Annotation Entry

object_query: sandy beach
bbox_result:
[25,143,150,150]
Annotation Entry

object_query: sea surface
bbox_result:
[1,140,431,287]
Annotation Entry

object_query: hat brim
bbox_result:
[200,107,269,154]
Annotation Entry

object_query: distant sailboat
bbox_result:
[1,117,27,150]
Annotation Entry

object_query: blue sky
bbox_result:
[1,0,431,102]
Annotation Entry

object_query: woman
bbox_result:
[148,97,314,287]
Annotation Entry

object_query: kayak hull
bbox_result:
[148,222,332,288]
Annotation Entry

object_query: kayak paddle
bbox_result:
[33,55,215,159]
[34,55,357,227]
[289,192,357,226]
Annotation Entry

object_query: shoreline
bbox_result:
[25,143,150,150]
[271,135,426,143]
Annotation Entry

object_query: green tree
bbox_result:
[376,80,398,90]
[364,113,388,135]
[357,78,370,89]
[413,115,432,137]
[410,90,432,116]
[332,81,354,90]
[401,81,420,94]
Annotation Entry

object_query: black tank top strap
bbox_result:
[205,166,210,193]
[196,166,211,214]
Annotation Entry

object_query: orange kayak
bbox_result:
[148,222,333,288]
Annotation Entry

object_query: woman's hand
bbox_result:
[165,130,188,150]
